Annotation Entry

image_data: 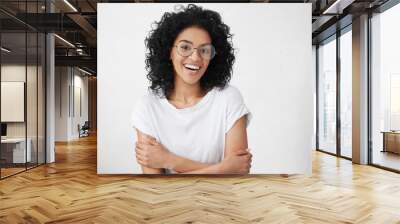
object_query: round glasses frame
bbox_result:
[174,41,216,60]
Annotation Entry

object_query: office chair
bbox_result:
[79,121,90,138]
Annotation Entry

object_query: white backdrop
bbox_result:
[98,3,313,174]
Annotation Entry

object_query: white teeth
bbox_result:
[184,64,200,70]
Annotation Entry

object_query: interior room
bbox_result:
[0,0,399,223]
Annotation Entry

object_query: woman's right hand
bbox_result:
[220,149,252,174]
[135,135,172,169]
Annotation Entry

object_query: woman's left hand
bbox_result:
[135,136,171,169]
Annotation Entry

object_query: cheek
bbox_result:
[171,58,182,70]
[172,55,183,66]
[202,61,211,71]
[170,51,181,67]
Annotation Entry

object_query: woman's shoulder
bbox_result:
[215,84,244,101]
[135,90,163,108]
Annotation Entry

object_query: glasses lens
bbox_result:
[176,42,216,59]
[199,45,215,60]
[177,42,192,57]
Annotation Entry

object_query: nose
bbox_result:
[189,48,202,61]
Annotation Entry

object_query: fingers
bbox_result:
[135,142,157,168]
[142,135,158,145]
[136,142,147,150]
[241,153,252,173]
[142,133,156,141]
[136,141,158,151]
[135,149,147,166]
[243,159,252,174]
[135,147,146,161]
[247,153,253,166]
[136,152,147,165]
[135,145,151,167]
[247,152,253,160]
[135,142,148,157]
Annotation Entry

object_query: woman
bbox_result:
[131,4,252,174]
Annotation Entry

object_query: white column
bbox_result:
[46,33,55,163]
[45,0,56,163]
[352,14,369,164]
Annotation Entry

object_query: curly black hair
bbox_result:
[145,4,235,98]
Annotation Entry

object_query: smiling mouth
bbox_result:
[184,64,201,71]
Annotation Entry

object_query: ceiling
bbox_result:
[0,0,392,75]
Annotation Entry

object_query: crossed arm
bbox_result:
[135,116,252,174]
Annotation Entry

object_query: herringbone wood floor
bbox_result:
[1,134,400,223]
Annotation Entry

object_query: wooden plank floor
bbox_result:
[1,134,400,223]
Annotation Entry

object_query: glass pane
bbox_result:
[38,32,45,165]
[340,29,352,158]
[0,1,46,178]
[27,31,38,169]
[24,0,38,170]
[1,32,27,177]
[318,37,337,154]
[371,3,400,171]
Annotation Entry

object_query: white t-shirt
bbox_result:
[131,85,251,173]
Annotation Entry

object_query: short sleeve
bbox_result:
[225,86,252,133]
[130,96,157,139]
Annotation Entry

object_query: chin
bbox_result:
[181,73,204,85]
[182,77,201,86]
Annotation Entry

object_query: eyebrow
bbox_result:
[179,39,211,46]
[180,40,193,44]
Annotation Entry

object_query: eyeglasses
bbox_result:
[174,41,216,60]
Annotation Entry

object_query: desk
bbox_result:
[1,138,31,163]
[381,131,400,154]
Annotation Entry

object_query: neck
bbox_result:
[169,77,204,104]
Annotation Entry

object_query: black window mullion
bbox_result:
[336,30,341,157]
[25,0,28,171]
[316,45,319,150]
[36,0,39,167]
[367,11,373,165]
[0,26,2,179]
[44,21,47,164]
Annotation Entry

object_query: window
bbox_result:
[340,28,352,158]
[318,36,337,155]
[371,2,400,171]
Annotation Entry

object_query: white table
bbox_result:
[1,138,31,163]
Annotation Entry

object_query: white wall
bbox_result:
[55,67,89,141]
[72,72,89,138]
[98,3,313,174]
[55,67,69,141]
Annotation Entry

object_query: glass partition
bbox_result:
[317,36,337,155]
[27,31,38,170]
[0,1,46,179]
[38,32,45,165]
[371,3,400,171]
[339,28,352,158]
[1,31,28,177]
